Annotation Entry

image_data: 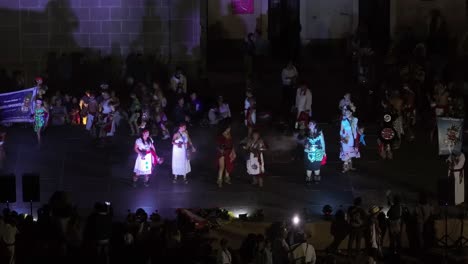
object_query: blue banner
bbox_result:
[0,87,37,124]
[437,117,464,155]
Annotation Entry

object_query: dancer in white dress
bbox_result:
[172,123,196,184]
[133,129,160,187]
[340,106,360,173]
[447,151,465,205]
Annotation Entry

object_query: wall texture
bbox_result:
[391,0,466,39]
[0,0,202,70]
[300,0,358,41]
[207,0,268,39]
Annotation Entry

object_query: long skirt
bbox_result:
[134,153,153,175]
[172,145,191,175]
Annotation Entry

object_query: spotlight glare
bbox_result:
[292,215,300,225]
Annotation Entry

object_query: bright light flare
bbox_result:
[292,215,300,225]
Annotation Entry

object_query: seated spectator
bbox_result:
[50,99,68,126]
[217,96,231,120]
[208,105,221,126]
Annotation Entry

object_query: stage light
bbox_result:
[292,215,300,225]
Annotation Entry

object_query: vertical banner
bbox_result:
[0,87,37,124]
[437,117,464,155]
[232,0,254,14]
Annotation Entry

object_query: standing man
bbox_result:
[348,197,367,257]
[282,61,298,113]
[289,232,316,264]
[295,83,312,120]
[170,67,187,95]
[447,150,465,205]
[217,238,232,264]
[86,92,98,132]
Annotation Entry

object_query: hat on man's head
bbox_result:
[369,205,381,215]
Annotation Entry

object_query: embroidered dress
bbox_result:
[217,135,235,174]
[172,131,191,175]
[340,117,360,161]
[34,108,46,132]
[246,139,265,176]
[304,132,325,171]
[134,138,154,175]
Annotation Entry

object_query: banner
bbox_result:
[232,0,254,14]
[437,117,464,155]
[0,87,37,124]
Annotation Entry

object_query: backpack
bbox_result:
[349,207,364,228]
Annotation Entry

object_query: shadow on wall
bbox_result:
[207,0,248,68]
[0,0,79,77]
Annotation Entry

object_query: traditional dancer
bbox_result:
[172,123,195,184]
[245,95,256,140]
[133,129,161,187]
[244,131,267,187]
[447,150,465,205]
[340,106,360,172]
[304,121,326,184]
[217,124,236,188]
[33,98,48,146]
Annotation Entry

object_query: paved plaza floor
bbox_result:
[1,118,447,221]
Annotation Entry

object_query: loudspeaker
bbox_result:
[22,173,40,202]
[438,177,454,206]
[0,174,16,203]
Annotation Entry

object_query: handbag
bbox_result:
[321,154,327,165]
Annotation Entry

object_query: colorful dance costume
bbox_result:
[134,137,156,175]
[245,138,266,176]
[34,108,46,132]
[217,135,235,174]
[304,131,326,171]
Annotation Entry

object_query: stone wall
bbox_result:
[390,0,466,39]
[0,0,202,75]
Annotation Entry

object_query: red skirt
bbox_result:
[218,151,235,174]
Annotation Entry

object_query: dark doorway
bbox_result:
[359,0,390,53]
[268,0,301,61]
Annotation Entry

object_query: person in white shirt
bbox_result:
[295,84,312,119]
[290,232,316,264]
[0,215,19,264]
[282,61,299,112]
[170,67,187,95]
[217,238,232,264]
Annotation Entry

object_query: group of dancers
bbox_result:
[130,85,366,188]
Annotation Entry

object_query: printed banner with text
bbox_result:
[437,117,464,155]
[0,87,37,124]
